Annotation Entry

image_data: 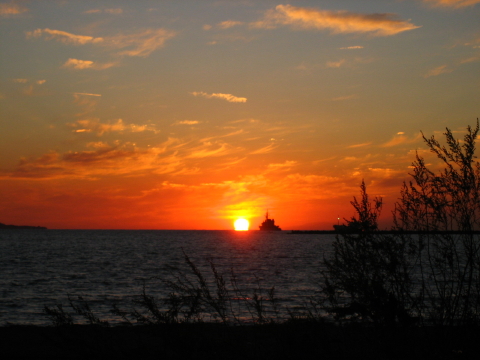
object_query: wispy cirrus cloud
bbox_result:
[73,92,101,97]
[84,8,123,14]
[112,29,176,57]
[249,143,278,155]
[62,58,116,70]
[0,2,28,16]
[63,59,94,69]
[339,46,364,50]
[348,142,372,149]
[422,0,480,8]
[460,55,480,63]
[464,35,480,48]
[72,93,101,116]
[186,142,237,159]
[172,120,200,125]
[265,161,297,173]
[251,4,421,36]
[331,94,358,101]
[191,91,247,103]
[26,28,104,45]
[11,78,47,96]
[326,59,346,68]
[217,20,245,29]
[4,143,162,179]
[13,78,46,85]
[26,28,175,57]
[68,118,158,135]
[381,133,422,147]
[423,64,453,77]
[3,135,245,180]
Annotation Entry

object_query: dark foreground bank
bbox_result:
[1,322,477,360]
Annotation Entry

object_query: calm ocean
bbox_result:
[0,230,335,325]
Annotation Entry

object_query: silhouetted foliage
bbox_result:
[348,180,382,232]
[394,119,480,326]
[322,181,418,326]
[323,120,480,327]
[44,251,285,327]
[43,303,73,327]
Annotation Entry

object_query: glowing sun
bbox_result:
[234,218,249,231]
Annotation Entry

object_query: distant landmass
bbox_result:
[0,222,47,229]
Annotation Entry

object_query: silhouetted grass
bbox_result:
[4,250,478,359]
[42,252,281,327]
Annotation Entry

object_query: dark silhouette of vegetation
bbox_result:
[322,120,480,327]
[44,250,285,327]
[394,119,480,326]
[322,181,419,326]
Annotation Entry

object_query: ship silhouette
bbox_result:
[258,211,281,231]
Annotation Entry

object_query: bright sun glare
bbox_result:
[234,218,249,231]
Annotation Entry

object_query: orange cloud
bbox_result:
[460,55,480,63]
[339,46,364,49]
[72,93,101,116]
[326,59,346,68]
[218,20,244,29]
[113,29,176,57]
[10,78,48,97]
[331,94,358,101]
[348,142,372,148]
[422,0,480,8]
[249,143,278,155]
[27,28,175,57]
[185,141,239,159]
[62,58,117,70]
[63,58,94,69]
[26,28,104,45]
[381,133,422,147]
[4,143,166,180]
[69,118,158,135]
[85,8,123,14]
[73,92,101,97]
[0,2,28,16]
[3,134,252,180]
[266,161,297,173]
[252,4,421,36]
[191,91,247,103]
[424,64,453,77]
[173,120,200,125]
[13,78,46,85]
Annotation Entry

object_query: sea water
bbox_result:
[0,230,335,325]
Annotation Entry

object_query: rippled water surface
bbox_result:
[0,230,335,325]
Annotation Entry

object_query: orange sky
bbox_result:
[0,1,479,229]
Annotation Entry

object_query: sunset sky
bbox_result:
[1,0,479,230]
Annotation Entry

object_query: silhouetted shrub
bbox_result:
[322,181,419,326]
[322,120,480,327]
[394,120,480,326]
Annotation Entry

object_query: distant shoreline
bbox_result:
[0,223,47,230]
